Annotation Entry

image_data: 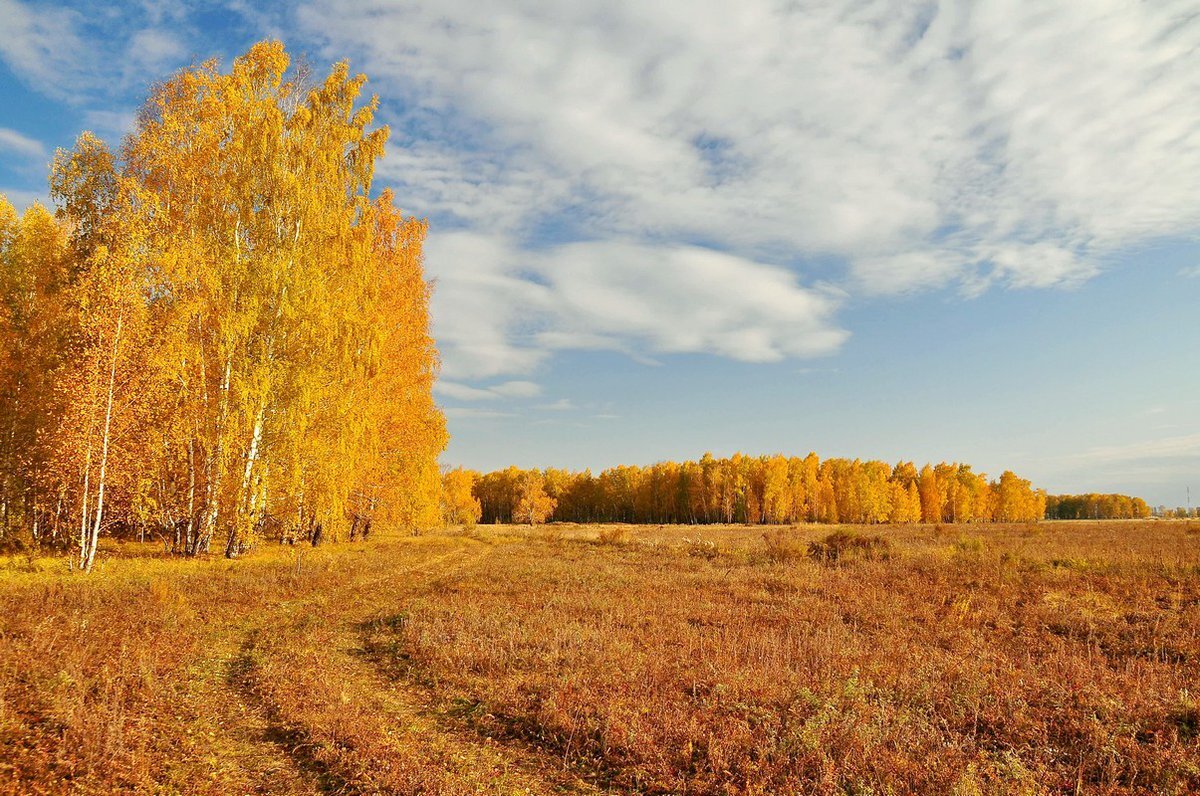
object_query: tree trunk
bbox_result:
[194,358,231,555]
[184,438,196,552]
[84,313,123,573]
[226,400,265,558]
[78,445,92,571]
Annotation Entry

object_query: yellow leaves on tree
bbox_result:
[441,468,482,528]
[0,40,446,560]
[0,200,73,550]
[472,453,1049,526]
[515,471,557,526]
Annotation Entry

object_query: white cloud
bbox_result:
[442,407,516,420]
[491,380,542,398]
[1181,265,1200,279]
[9,0,1194,392]
[299,0,1200,386]
[82,109,138,142]
[434,381,501,401]
[0,1,257,127]
[532,242,847,362]
[127,27,186,72]
[0,0,93,101]
[425,232,847,378]
[0,187,47,210]
[425,230,553,379]
[1072,433,1200,465]
[434,378,543,401]
[0,127,45,159]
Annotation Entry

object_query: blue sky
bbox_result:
[1,0,1198,506]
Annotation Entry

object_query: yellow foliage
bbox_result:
[0,40,446,559]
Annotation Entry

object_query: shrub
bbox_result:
[762,529,806,563]
[807,530,891,564]
[597,526,630,546]
[537,525,565,545]
[683,538,721,560]
[954,535,985,554]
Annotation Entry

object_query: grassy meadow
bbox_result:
[1,520,1198,795]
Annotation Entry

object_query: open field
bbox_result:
[2,521,1198,795]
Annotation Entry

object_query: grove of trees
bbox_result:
[1045,494,1151,520]
[440,467,482,527]
[471,453,1049,526]
[0,42,446,566]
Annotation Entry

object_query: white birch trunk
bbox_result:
[84,312,122,573]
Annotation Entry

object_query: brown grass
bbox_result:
[2,521,1198,794]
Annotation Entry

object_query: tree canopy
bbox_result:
[0,41,446,565]
[472,453,1049,525]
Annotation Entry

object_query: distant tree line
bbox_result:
[0,43,446,566]
[1044,494,1151,520]
[1153,506,1198,519]
[462,453,1048,526]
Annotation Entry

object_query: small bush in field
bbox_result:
[457,524,483,540]
[762,529,806,563]
[537,525,565,545]
[807,530,891,564]
[954,535,985,554]
[683,538,721,560]
[597,526,630,546]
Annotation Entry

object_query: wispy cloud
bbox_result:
[0,0,93,102]
[442,407,517,420]
[1067,432,1200,465]
[82,109,138,142]
[0,127,45,159]
[435,379,543,401]
[9,1,1197,394]
[1028,429,1200,499]
[299,0,1200,386]
[0,186,47,210]
[0,0,270,116]
[1180,265,1200,279]
[426,232,847,379]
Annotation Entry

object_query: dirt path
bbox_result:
[176,536,606,795]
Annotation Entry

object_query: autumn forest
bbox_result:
[2,38,1197,796]
[0,43,446,568]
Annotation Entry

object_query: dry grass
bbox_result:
[1,521,1198,794]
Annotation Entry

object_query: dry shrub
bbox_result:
[536,525,565,545]
[683,537,721,560]
[954,534,985,555]
[454,523,483,539]
[596,526,630,546]
[807,529,892,563]
[760,528,806,563]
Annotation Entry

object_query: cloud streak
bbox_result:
[425,232,848,379]
[1071,433,1200,465]
[0,127,46,159]
[297,0,1200,383]
[7,0,1198,391]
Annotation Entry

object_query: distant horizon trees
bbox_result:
[441,467,482,528]
[1045,493,1151,520]
[470,453,1049,526]
[0,42,446,566]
